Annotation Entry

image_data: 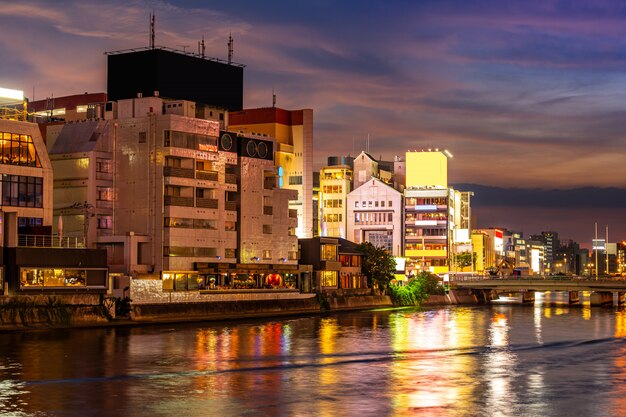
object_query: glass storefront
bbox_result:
[162,272,201,291]
[20,268,107,288]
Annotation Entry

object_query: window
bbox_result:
[225,221,237,231]
[96,187,113,201]
[162,272,200,292]
[138,132,147,143]
[289,175,303,185]
[263,225,272,234]
[18,217,43,227]
[225,248,236,258]
[388,201,393,207]
[320,271,338,287]
[165,185,181,196]
[96,158,111,173]
[355,201,359,208]
[263,250,272,260]
[0,132,41,167]
[1,175,43,207]
[381,201,385,207]
[321,244,337,261]
[163,247,194,257]
[163,130,218,151]
[20,268,105,288]
[288,250,298,260]
[97,216,112,229]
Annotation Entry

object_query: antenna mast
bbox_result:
[228,33,233,64]
[150,13,155,49]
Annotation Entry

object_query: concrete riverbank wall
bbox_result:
[0,287,477,331]
[0,294,110,330]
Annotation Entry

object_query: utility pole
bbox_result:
[72,201,94,248]
[606,224,609,275]
[595,221,599,280]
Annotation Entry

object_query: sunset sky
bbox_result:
[1,0,625,244]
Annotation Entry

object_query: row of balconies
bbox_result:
[164,195,237,210]
[163,167,237,184]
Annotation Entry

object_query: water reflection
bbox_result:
[3,305,626,416]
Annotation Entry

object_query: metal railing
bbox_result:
[18,235,86,248]
[163,166,195,179]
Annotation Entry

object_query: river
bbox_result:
[2,292,626,417]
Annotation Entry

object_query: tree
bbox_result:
[454,251,473,270]
[388,271,445,306]
[356,242,396,293]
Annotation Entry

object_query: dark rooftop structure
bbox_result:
[106,47,244,111]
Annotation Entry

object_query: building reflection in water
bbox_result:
[610,310,626,415]
[485,312,517,415]
[389,308,484,416]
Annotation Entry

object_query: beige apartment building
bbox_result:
[229,107,314,238]
[48,95,298,289]
[318,164,352,238]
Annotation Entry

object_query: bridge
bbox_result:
[449,276,626,306]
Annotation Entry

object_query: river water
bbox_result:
[2,293,626,417]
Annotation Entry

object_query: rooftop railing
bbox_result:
[18,235,86,248]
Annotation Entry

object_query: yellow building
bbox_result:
[405,150,448,188]
[403,150,463,275]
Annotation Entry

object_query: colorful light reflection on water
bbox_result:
[1,294,626,416]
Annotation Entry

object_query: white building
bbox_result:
[347,177,404,256]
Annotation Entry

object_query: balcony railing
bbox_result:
[164,195,194,207]
[18,235,86,248]
[196,170,219,181]
[225,173,237,184]
[163,166,195,179]
[289,209,298,218]
[263,205,273,215]
[196,198,219,209]
[264,178,276,190]
[225,201,237,211]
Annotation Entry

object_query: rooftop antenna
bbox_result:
[201,35,206,58]
[228,32,233,64]
[272,88,276,108]
[367,133,370,153]
[150,12,155,49]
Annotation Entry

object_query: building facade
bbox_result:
[229,107,314,238]
[319,164,352,238]
[48,96,299,290]
[347,177,403,256]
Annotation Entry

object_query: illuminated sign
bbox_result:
[415,204,437,211]
[0,87,24,101]
[198,143,218,152]
[592,239,606,251]
[394,257,406,272]
[415,220,438,226]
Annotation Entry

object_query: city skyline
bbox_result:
[1,0,625,243]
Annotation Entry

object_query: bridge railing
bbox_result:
[448,274,626,283]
